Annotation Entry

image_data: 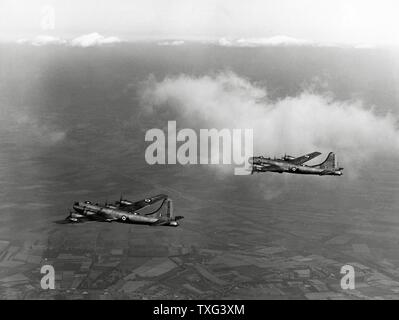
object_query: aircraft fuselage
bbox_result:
[71,201,180,226]
[250,157,343,176]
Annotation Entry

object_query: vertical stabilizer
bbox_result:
[166,199,173,219]
[316,152,336,169]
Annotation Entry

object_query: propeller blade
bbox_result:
[246,166,254,175]
[65,211,73,220]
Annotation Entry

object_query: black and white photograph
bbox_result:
[0,0,399,306]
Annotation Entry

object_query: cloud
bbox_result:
[157,40,185,46]
[140,72,399,171]
[0,106,66,146]
[15,33,122,47]
[13,34,379,49]
[216,36,381,49]
[17,35,66,46]
[353,43,377,49]
[218,35,315,47]
[70,33,122,47]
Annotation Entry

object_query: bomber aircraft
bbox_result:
[65,194,183,226]
[249,152,343,176]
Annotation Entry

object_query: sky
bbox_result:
[1,0,399,46]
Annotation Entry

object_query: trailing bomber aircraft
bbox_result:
[65,194,183,226]
[249,151,343,176]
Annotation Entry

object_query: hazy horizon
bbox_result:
[1,0,399,47]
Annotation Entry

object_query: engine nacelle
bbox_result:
[252,164,264,171]
[283,155,295,160]
[84,210,97,216]
[71,213,84,219]
[120,200,133,205]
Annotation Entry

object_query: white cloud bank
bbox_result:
[14,34,379,49]
[218,35,315,47]
[141,72,399,169]
[216,36,380,48]
[157,40,185,46]
[16,33,122,47]
[69,33,122,47]
[17,35,66,46]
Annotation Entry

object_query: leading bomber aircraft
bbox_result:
[249,152,344,176]
[65,194,184,226]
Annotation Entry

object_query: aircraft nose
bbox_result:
[73,204,84,213]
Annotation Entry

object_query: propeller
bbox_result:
[65,209,73,220]
[246,166,255,175]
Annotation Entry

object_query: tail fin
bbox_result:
[155,198,173,218]
[315,152,336,170]
[157,198,183,221]
[166,199,173,219]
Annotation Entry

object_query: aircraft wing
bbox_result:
[288,152,321,165]
[89,214,117,222]
[64,214,97,224]
[116,194,168,212]
[150,219,169,226]
[104,217,119,222]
